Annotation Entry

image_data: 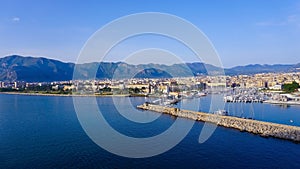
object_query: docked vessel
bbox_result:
[214,110,228,116]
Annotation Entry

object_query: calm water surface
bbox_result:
[1,94,300,169]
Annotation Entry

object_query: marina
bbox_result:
[223,88,300,105]
[223,88,265,103]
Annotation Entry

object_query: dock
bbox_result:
[137,103,300,142]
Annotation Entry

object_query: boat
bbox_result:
[214,110,228,116]
[163,98,180,105]
[197,92,207,97]
[181,94,194,99]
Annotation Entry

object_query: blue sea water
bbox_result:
[1,94,300,169]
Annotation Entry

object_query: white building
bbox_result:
[269,84,282,90]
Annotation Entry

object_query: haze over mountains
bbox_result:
[0,55,299,82]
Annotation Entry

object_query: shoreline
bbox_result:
[0,92,164,98]
[0,92,130,97]
[2,92,300,106]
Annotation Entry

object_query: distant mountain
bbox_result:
[0,55,74,82]
[0,55,299,82]
[134,68,172,78]
[224,64,295,75]
[74,62,222,80]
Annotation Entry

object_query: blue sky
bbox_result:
[0,0,300,67]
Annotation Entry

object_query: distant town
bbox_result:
[0,72,300,105]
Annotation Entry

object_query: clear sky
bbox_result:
[0,0,300,67]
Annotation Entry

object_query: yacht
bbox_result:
[214,110,228,116]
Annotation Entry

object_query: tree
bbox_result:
[283,81,299,93]
[134,87,140,93]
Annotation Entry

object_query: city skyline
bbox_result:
[0,0,300,67]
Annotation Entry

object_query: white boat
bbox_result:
[197,92,207,97]
[214,110,228,116]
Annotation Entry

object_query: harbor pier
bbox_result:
[137,103,300,142]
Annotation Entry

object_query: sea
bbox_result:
[1,93,300,169]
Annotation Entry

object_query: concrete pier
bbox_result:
[137,103,300,143]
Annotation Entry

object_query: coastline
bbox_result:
[0,92,163,98]
[0,92,130,97]
[2,92,300,106]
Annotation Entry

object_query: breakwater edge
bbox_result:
[137,103,300,143]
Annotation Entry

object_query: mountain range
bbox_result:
[0,55,299,82]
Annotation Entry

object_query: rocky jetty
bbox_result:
[137,103,300,142]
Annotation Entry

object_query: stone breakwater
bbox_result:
[137,103,300,143]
